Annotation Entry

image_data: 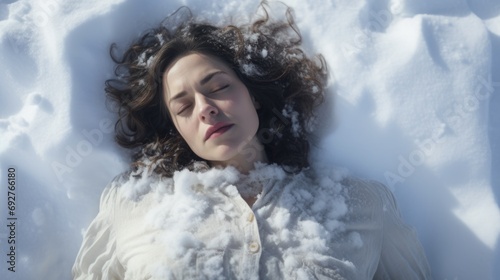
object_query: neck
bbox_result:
[210,137,268,174]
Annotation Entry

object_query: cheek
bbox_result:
[240,95,259,120]
[169,118,187,139]
[173,119,201,148]
[227,86,255,113]
[175,120,191,138]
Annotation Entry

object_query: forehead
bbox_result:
[163,53,232,94]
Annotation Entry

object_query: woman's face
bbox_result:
[163,52,265,170]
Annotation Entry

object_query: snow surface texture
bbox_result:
[0,0,499,279]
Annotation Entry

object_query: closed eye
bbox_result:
[177,104,192,115]
[212,84,229,93]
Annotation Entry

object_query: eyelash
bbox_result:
[176,84,230,115]
[212,84,229,93]
[177,104,191,115]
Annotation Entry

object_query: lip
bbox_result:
[204,122,234,141]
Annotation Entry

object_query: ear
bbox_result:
[251,95,261,109]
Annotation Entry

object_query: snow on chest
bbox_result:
[256,176,349,255]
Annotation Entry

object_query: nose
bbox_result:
[197,95,218,123]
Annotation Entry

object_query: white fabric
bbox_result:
[73,163,431,279]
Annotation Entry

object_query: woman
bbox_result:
[73,3,432,279]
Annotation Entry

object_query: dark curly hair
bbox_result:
[105,3,327,177]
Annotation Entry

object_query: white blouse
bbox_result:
[72,163,431,279]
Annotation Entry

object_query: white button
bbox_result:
[247,213,255,223]
[249,242,260,253]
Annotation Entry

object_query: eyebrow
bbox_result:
[168,71,227,105]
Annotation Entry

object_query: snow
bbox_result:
[0,0,498,279]
[103,162,353,278]
[282,103,302,137]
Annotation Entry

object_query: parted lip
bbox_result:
[204,122,233,141]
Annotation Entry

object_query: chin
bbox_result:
[206,147,241,163]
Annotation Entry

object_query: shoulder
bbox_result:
[341,177,394,209]
[340,176,403,225]
[94,171,174,221]
[111,169,176,199]
[301,167,395,222]
[304,166,390,202]
[102,166,243,216]
[96,173,127,213]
